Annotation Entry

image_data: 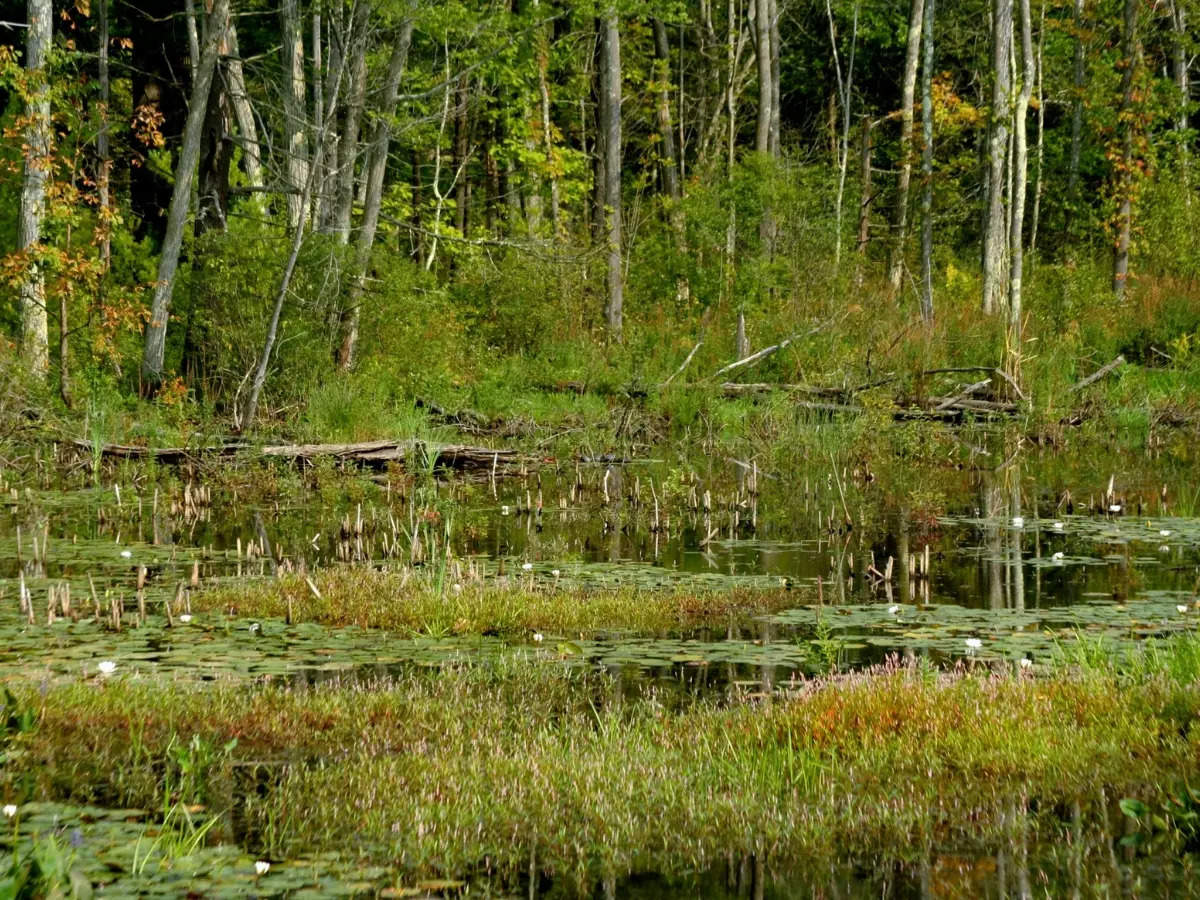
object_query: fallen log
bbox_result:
[76,438,531,474]
[1070,355,1125,392]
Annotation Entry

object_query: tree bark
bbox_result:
[98,0,111,267]
[18,0,52,379]
[919,0,936,324]
[141,0,228,388]
[652,18,681,202]
[1065,0,1086,242]
[888,0,924,294]
[280,0,309,231]
[333,0,370,244]
[1008,0,1033,377]
[225,25,263,195]
[982,0,1013,315]
[337,18,414,372]
[196,3,232,236]
[1112,0,1138,301]
[602,10,623,339]
[769,0,781,155]
[1168,0,1190,194]
[754,0,773,154]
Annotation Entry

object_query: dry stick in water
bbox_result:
[935,377,992,411]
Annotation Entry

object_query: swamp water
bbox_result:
[3,439,1200,895]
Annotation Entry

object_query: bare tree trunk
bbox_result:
[226,25,263,193]
[18,0,51,379]
[1029,0,1045,258]
[1007,0,1033,380]
[1168,0,1190,196]
[754,0,772,154]
[332,0,369,244]
[98,0,111,268]
[141,0,229,388]
[310,7,324,225]
[535,14,561,238]
[591,18,606,245]
[982,0,1013,315]
[244,35,348,431]
[726,0,737,178]
[603,10,623,339]
[855,116,873,281]
[652,18,681,202]
[826,0,858,270]
[455,77,471,236]
[337,18,413,371]
[1065,0,1086,242]
[769,0,781,155]
[184,0,200,79]
[1112,0,1138,301]
[196,3,232,236]
[888,0,924,294]
[280,0,308,230]
[919,0,936,324]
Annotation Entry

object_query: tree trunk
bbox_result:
[1168,0,1190,194]
[754,0,772,154]
[244,31,348,430]
[18,0,51,379]
[1112,0,1138,301]
[280,0,308,231]
[1008,0,1033,378]
[1029,0,1045,258]
[919,0,936,324]
[536,18,561,238]
[652,18,681,202]
[196,3,232,236]
[333,0,369,244]
[887,0,924,294]
[455,77,472,236]
[225,25,263,194]
[982,0,1013,315]
[184,0,200,79]
[98,0,111,268]
[855,116,873,278]
[310,8,324,225]
[769,0,781,155]
[141,0,228,388]
[602,10,623,339]
[337,18,414,372]
[1065,0,1086,242]
[591,18,606,245]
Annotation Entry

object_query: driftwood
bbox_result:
[662,340,703,388]
[935,378,992,411]
[720,382,848,398]
[77,438,529,473]
[1070,355,1125,392]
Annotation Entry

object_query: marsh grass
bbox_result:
[6,653,1200,890]
[197,568,802,635]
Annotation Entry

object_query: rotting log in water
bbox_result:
[73,438,533,474]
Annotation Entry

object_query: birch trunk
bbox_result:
[1112,0,1138,300]
[887,0,924,294]
[141,0,228,387]
[280,0,308,231]
[196,2,232,236]
[338,19,414,371]
[919,0,936,324]
[769,0,781,155]
[602,10,623,339]
[982,0,1013,315]
[19,0,51,378]
[1007,0,1033,379]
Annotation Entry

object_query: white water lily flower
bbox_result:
[1160,545,1171,553]
[551,569,561,578]
[500,505,511,516]
[1052,551,1065,561]
[965,638,983,650]
[248,622,261,634]
[1052,521,1065,531]
[888,605,900,614]
[1179,605,1189,614]
[1109,504,1122,513]
[522,562,533,571]
[119,549,132,559]
[532,632,544,643]
[3,805,16,818]
[1011,516,1024,528]
[97,661,116,676]
[255,861,270,876]
[1019,658,1032,668]
[178,614,193,623]
[1160,530,1172,537]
